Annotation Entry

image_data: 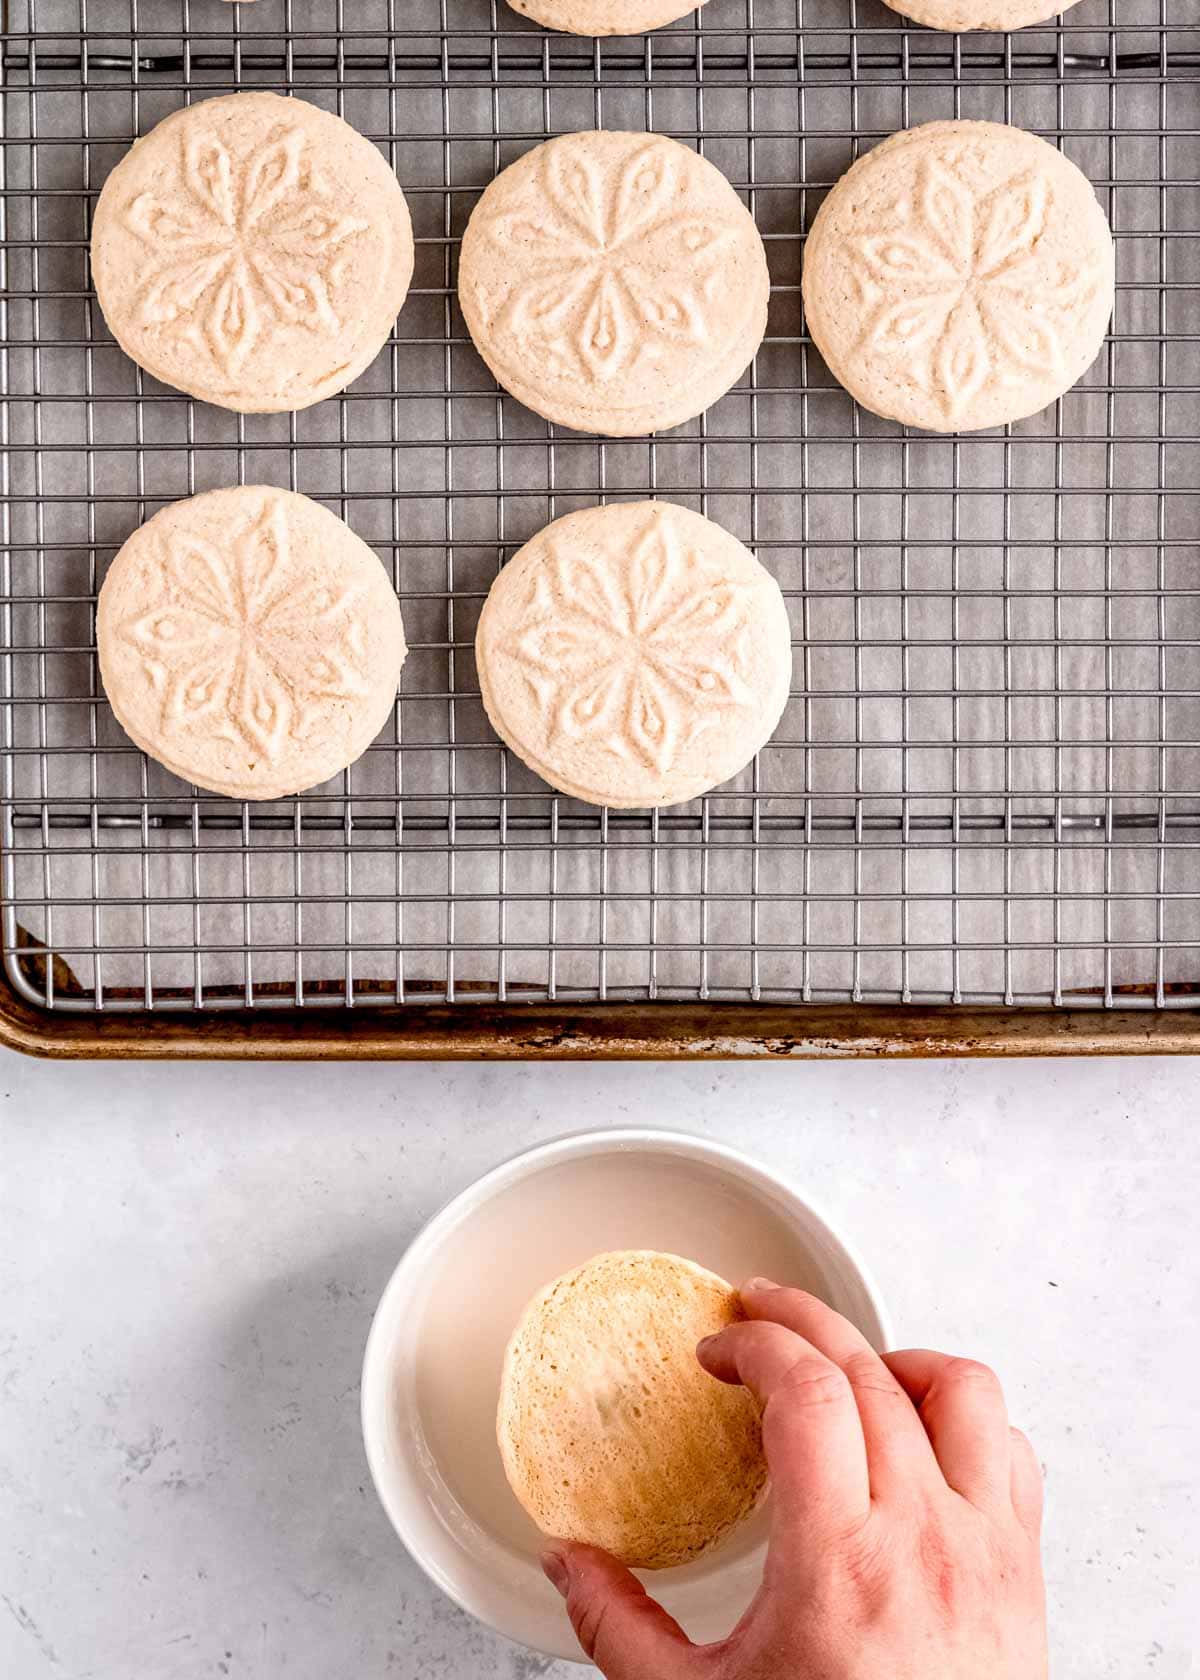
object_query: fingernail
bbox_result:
[697,1332,720,1351]
[541,1549,569,1597]
[744,1276,778,1293]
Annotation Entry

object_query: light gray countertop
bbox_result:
[1,1053,1197,1680]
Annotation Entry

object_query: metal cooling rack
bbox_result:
[1,0,1199,1042]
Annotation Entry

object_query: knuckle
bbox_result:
[942,1356,1002,1395]
[776,1357,850,1409]
[569,1593,610,1664]
[774,1284,821,1312]
[828,1518,895,1601]
[843,1348,896,1394]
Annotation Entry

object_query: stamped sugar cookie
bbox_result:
[97,486,407,801]
[459,131,769,436]
[91,93,414,413]
[881,0,1080,30]
[802,121,1114,433]
[475,501,792,809]
[505,0,706,34]
[498,1251,765,1570]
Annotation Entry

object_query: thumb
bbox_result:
[542,1542,702,1679]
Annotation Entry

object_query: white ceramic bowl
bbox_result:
[361,1128,890,1663]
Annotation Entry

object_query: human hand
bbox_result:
[540,1280,1047,1679]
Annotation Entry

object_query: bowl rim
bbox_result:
[360,1125,894,1652]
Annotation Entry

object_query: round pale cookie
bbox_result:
[91,92,414,413]
[459,131,769,436]
[506,0,705,35]
[881,0,1079,29]
[498,1251,766,1570]
[475,501,792,809]
[97,486,407,801]
[802,120,1114,433]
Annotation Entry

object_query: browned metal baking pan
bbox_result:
[3,1,1198,1059]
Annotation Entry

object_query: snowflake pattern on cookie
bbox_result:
[506,507,758,774]
[123,126,369,379]
[115,493,368,765]
[472,139,740,386]
[848,156,1099,420]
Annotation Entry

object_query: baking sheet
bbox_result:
[1,0,1198,1012]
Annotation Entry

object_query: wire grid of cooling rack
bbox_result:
[0,0,1198,1018]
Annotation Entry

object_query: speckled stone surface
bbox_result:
[1,1055,1197,1679]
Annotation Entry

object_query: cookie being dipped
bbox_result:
[497,1250,766,1570]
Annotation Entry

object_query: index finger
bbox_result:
[698,1320,870,1541]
